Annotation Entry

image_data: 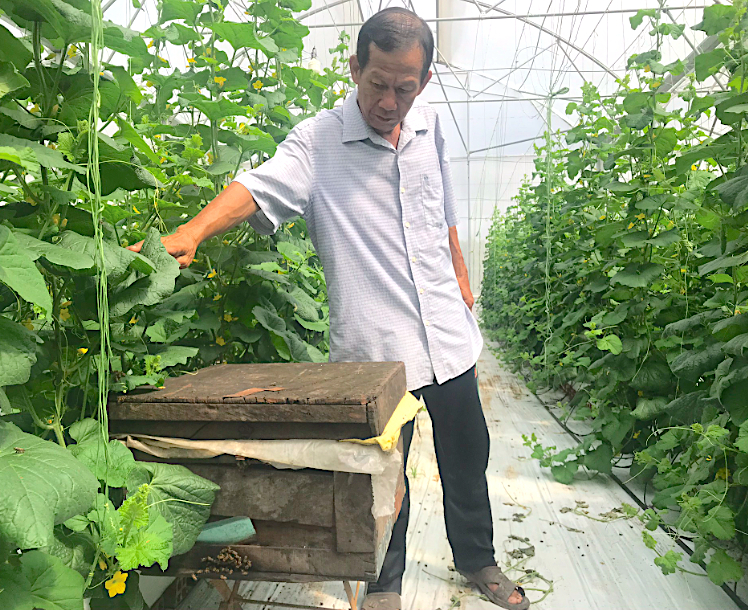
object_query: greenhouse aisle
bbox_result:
[179,342,734,610]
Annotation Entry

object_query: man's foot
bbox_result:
[457,566,530,609]
[362,592,401,609]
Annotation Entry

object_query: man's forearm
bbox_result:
[448,226,474,310]
[178,182,258,244]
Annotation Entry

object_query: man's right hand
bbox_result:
[127,226,199,269]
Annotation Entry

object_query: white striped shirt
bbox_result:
[233,88,482,390]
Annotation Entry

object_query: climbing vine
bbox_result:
[0,0,348,607]
[482,3,748,587]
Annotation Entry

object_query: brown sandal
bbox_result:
[457,566,530,609]
[361,592,401,610]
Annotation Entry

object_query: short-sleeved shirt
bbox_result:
[233,88,482,390]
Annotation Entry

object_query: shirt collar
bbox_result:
[342,88,429,145]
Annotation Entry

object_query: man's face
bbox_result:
[350,42,432,136]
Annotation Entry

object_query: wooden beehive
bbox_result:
[108,362,407,582]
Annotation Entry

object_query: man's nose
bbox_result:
[379,88,397,111]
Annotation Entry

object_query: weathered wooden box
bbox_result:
[108,362,407,582]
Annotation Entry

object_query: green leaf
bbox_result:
[702,505,735,540]
[714,365,748,423]
[662,310,723,339]
[0,61,29,97]
[694,49,728,82]
[621,230,650,248]
[12,232,94,270]
[88,494,120,557]
[646,229,681,247]
[0,134,85,174]
[716,174,748,209]
[654,550,682,576]
[10,550,85,610]
[0,24,31,70]
[109,66,142,105]
[642,531,658,550]
[706,549,743,586]
[712,313,748,342]
[631,361,673,393]
[597,334,623,355]
[707,273,734,284]
[630,8,657,29]
[632,397,669,421]
[56,232,155,283]
[550,460,578,484]
[253,305,287,334]
[110,228,180,317]
[670,343,725,381]
[127,462,219,556]
[154,346,199,368]
[208,22,279,54]
[582,442,613,474]
[611,263,664,288]
[692,4,737,35]
[0,563,32,610]
[116,118,158,164]
[69,436,135,488]
[0,315,39,387]
[0,226,53,314]
[0,422,98,548]
[116,513,173,571]
[40,527,96,578]
[159,0,204,24]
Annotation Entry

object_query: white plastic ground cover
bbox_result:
[119,435,402,519]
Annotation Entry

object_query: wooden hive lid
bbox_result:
[108,362,407,427]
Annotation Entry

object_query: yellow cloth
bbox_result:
[342,392,423,452]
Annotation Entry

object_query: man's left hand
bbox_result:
[462,290,474,312]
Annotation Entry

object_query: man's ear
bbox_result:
[418,70,432,95]
[349,55,361,85]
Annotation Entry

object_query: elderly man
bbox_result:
[130,7,528,610]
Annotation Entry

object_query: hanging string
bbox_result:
[87,0,111,461]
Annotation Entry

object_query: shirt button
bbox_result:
[419,288,424,295]
[400,187,405,194]
[411,256,417,263]
[405,222,411,229]
[425,320,430,326]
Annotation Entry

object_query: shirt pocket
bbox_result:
[420,174,445,229]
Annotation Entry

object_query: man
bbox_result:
[130,8,528,610]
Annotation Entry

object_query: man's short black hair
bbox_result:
[356,7,434,82]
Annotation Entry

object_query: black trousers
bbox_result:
[367,365,496,595]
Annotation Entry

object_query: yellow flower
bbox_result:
[643,65,651,73]
[187,57,196,64]
[146,81,155,87]
[627,222,635,229]
[636,213,646,220]
[160,157,167,163]
[158,56,168,63]
[643,174,651,178]
[716,467,729,480]
[599,215,606,220]
[22,319,34,331]
[29,103,40,114]
[691,164,697,171]
[60,308,71,322]
[213,294,222,301]
[214,76,227,87]
[129,316,138,325]
[207,269,217,279]
[224,312,233,322]
[99,558,107,571]
[638,391,643,396]
[78,348,88,355]
[193,258,198,263]
[105,571,127,597]
[681,268,686,273]
[252,79,263,91]
[52,214,60,225]
[147,40,154,49]
[288,222,295,228]
[204,47,212,56]
[67,46,77,58]
[633,430,641,439]
[216,336,226,346]
[133,206,141,214]
[652,81,661,87]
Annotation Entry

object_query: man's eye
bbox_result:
[372,82,385,89]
